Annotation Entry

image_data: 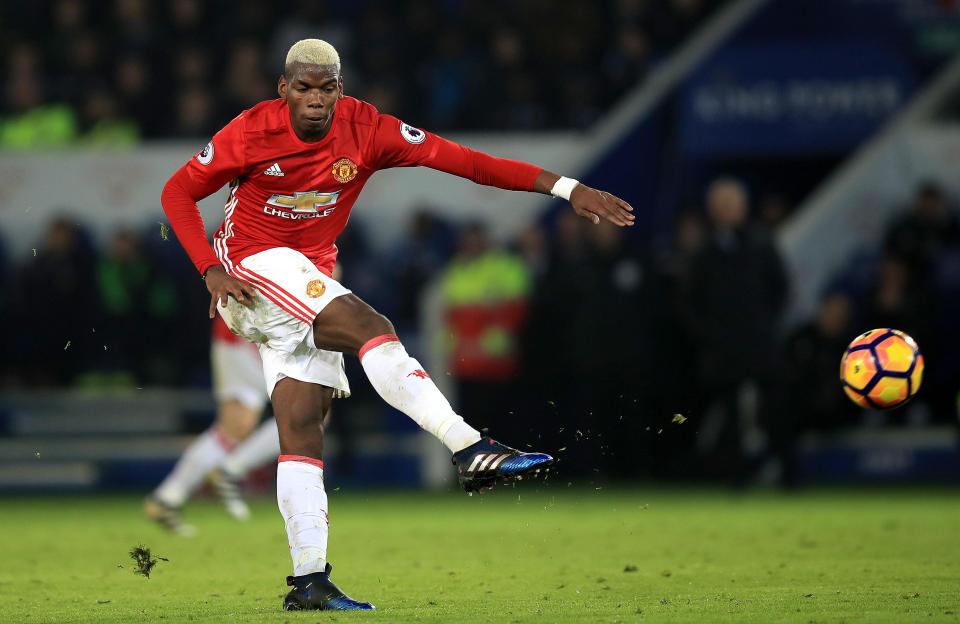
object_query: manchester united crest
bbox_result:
[306,279,326,298]
[331,157,358,183]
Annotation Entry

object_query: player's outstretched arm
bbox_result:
[373,116,634,228]
[532,170,635,227]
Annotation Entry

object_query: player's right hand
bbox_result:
[204,266,258,318]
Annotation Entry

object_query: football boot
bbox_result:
[451,436,553,493]
[143,496,196,537]
[283,563,375,611]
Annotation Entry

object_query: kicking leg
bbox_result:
[312,294,552,492]
[272,378,372,611]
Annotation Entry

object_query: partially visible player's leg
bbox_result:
[148,335,267,532]
[208,339,272,519]
[271,378,373,611]
[207,399,262,520]
[312,294,553,491]
[148,399,257,531]
[149,374,263,530]
[212,417,280,521]
[147,423,234,536]
[220,417,280,478]
[216,399,261,441]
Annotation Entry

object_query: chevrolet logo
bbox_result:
[265,190,341,213]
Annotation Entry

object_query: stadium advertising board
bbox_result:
[680,42,914,155]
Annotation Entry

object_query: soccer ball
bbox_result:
[840,328,924,410]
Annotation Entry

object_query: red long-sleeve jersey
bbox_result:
[161,97,542,277]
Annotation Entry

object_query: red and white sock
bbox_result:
[154,427,232,507]
[277,455,329,577]
[221,418,280,478]
[359,334,481,453]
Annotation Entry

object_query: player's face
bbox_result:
[279,63,343,140]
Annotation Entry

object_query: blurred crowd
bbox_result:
[3,178,957,485]
[0,0,721,147]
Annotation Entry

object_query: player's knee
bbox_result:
[280,396,328,442]
[362,311,394,338]
[284,405,324,435]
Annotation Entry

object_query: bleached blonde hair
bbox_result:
[285,39,341,74]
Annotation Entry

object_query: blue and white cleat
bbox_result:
[283,563,375,611]
[452,436,553,493]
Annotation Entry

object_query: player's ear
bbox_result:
[338,76,344,99]
[278,75,287,98]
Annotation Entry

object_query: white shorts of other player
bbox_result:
[211,339,269,412]
[216,247,351,399]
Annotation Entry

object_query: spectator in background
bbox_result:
[863,254,926,334]
[524,212,587,399]
[60,32,106,102]
[656,208,705,287]
[51,0,86,36]
[114,56,162,137]
[484,29,545,129]
[683,177,788,484]
[171,85,217,137]
[781,290,859,486]
[78,87,139,146]
[47,0,87,79]
[172,45,213,87]
[2,1,719,136]
[7,41,44,83]
[2,42,77,148]
[94,228,179,386]
[385,210,456,336]
[880,182,960,421]
[573,221,652,476]
[514,223,548,278]
[165,0,208,44]
[525,214,651,475]
[885,182,960,282]
[439,223,532,436]
[602,26,649,106]
[650,208,706,436]
[757,191,792,232]
[221,40,275,116]
[111,0,156,53]
[859,253,937,424]
[425,29,473,128]
[13,218,97,385]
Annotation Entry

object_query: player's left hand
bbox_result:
[570,184,635,227]
[204,266,258,319]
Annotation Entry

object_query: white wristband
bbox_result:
[550,176,579,201]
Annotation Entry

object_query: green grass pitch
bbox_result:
[1,489,958,623]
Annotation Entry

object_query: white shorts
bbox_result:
[211,339,268,412]
[216,247,352,399]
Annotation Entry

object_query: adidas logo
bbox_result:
[264,163,284,177]
[465,453,511,474]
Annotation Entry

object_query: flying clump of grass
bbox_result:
[129,545,167,579]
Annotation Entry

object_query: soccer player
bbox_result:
[145,315,280,535]
[161,39,634,611]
